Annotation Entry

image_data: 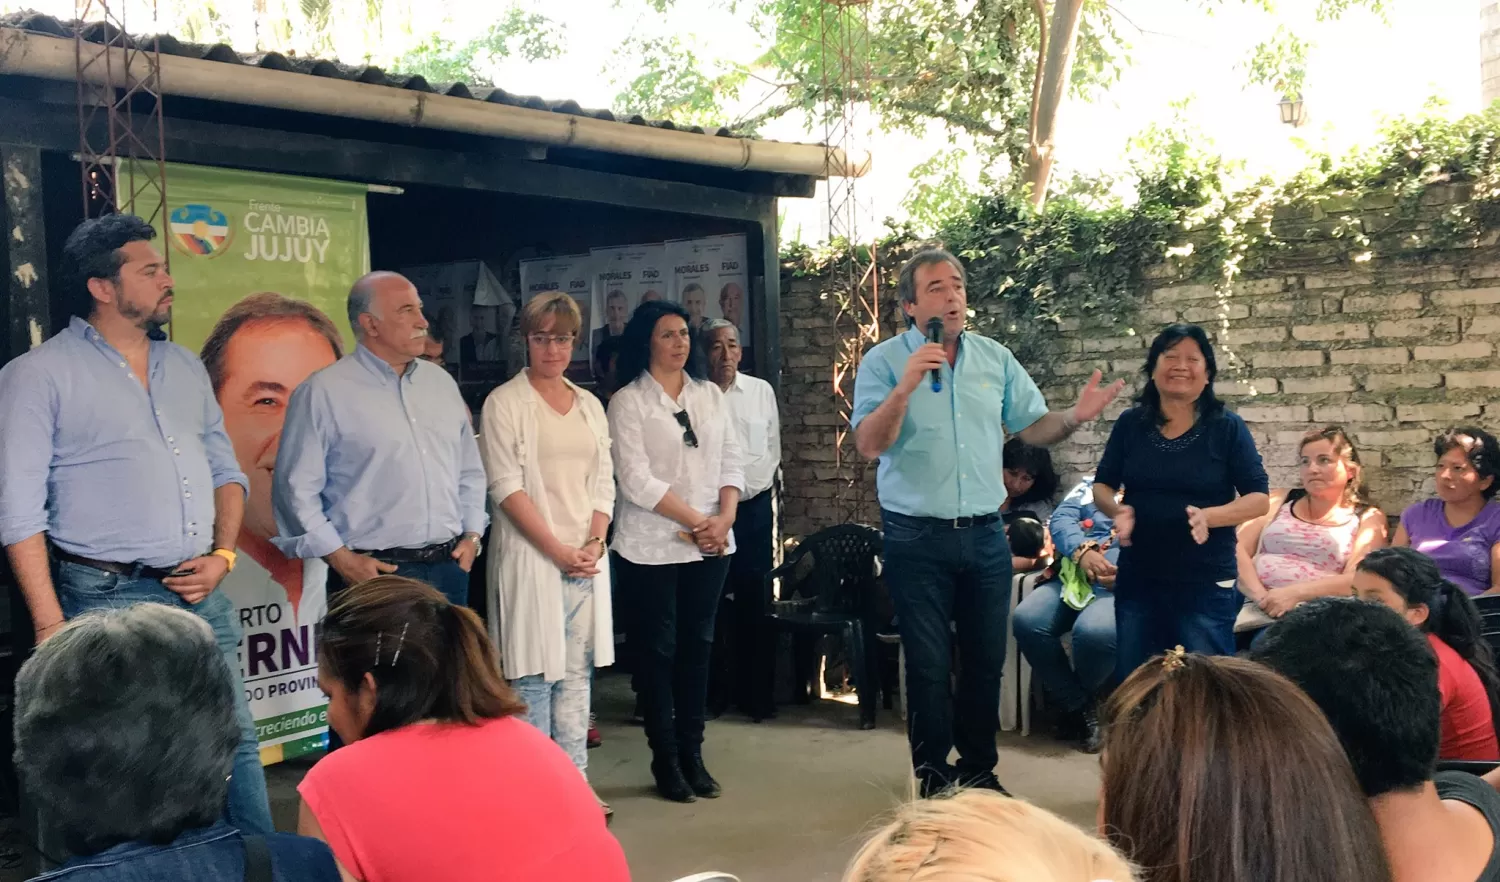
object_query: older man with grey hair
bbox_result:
[273,271,487,624]
[15,604,339,877]
[701,318,781,719]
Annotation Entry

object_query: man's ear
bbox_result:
[86,276,116,310]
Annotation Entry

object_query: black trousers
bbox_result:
[710,489,776,717]
[616,554,732,756]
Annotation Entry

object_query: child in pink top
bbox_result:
[296,576,629,882]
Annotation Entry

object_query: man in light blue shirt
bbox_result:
[272,272,487,611]
[851,247,1122,797]
[0,214,272,834]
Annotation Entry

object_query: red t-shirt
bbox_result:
[1430,634,1500,761]
[298,716,629,882]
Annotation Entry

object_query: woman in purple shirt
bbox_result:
[1394,427,1500,596]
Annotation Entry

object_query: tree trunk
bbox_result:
[1023,0,1086,210]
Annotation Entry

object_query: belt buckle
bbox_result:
[952,516,974,529]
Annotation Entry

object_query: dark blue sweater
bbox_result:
[1095,405,1268,582]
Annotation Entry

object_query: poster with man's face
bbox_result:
[666,235,750,345]
[519,253,595,366]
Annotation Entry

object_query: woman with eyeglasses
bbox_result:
[479,292,616,818]
[607,298,744,803]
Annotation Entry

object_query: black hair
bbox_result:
[61,214,158,319]
[1135,323,1225,426]
[15,605,239,856]
[1002,511,1046,558]
[614,299,706,388]
[1434,427,1500,500]
[897,247,966,310]
[1253,597,1441,798]
[1002,438,1059,508]
[1355,546,1500,745]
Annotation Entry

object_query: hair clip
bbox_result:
[1162,645,1187,672]
[390,623,410,665]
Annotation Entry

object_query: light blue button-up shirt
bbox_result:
[0,317,247,567]
[271,344,488,559]
[851,326,1049,519]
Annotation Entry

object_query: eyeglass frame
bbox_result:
[526,332,577,348]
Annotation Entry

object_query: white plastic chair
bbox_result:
[670,874,741,882]
[1000,570,1049,735]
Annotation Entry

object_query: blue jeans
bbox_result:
[1112,569,1240,684]
[34,822,339,882]
[511,576,595,776]
[52,561,274,836]
[1012,580,1116,714]
[881,510,1013,789]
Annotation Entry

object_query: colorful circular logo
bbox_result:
[168,203,233,258]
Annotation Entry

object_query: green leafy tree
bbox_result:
[391,8,565,85]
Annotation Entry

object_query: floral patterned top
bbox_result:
[1253,499,1363,590]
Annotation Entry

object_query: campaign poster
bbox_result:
[588,244,666,370]
[519,254,594,365]
[404,260,512,373]
[128,161,370,763]
[666,234,750,344]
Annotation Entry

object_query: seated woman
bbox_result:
[844,789,1137,882]
[297,576,629,882]
[1012,475,1118,751]
[1354,546,1500,761]
[1395,427,1500,596]
[1001,437,1060,572]
[1100,650,1392,882]
[1236,427,1388,634]
[14,604,339,881]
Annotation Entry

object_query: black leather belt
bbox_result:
[53,548,178,581]
[355,538,458,564]
[907,512,1002,530]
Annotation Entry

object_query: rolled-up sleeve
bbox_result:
[480,392,525,504]
[588,397,616,516]
[0,360,56,546]
[609,389,671,510]
[195,361,248,493]
[456,406,489,536]
[851,349,895,429]
[271,382,345,559]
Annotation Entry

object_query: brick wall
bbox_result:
[778,200,1500,538]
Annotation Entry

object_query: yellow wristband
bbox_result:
[211,548,238,571]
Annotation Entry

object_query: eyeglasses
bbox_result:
[673,410,699,448]
[527,333,576,348]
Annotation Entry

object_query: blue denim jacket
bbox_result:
[32,823,339,882]
[1049,477,1120,582]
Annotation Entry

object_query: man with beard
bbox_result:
[272,272,487,612]
[200,293,342,624]
[701,319,780,719]
[0,214,273,834]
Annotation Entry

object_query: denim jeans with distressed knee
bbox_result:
[511,576,595,776]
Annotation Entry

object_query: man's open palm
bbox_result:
[1074,370,1126,423]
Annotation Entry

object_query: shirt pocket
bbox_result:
[740,415,769,457]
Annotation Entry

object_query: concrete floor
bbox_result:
[0,675,1101,881]
[267,673,1104,882]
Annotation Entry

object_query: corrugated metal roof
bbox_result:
[1,10,745,139]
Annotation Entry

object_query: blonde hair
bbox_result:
[519,291,581,337]
[844,791,1136,882]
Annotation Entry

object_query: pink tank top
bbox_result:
[1254,500,1362,590]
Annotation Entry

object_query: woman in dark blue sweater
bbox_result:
[1091,324,1269,682]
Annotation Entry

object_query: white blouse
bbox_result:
[608,372,745,565]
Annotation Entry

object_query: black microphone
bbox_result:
[926,316,943,393]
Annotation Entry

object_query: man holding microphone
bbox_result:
[852,248,1121,797]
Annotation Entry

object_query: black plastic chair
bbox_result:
[1473,595,1500,661]
[763,524,885,730]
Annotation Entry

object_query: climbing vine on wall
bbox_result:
[786,102,1500,373]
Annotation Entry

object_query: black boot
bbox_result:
[1082,707,1103,755]
[679,750,722,799]
[651,751,696,803]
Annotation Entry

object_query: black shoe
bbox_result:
[679,751,722,799]
[1082,708,1103,755]
[962,772,1010,796]
[1054,708,1089,743]
[651,753,697,803]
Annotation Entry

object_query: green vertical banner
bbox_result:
[125,161,370,763]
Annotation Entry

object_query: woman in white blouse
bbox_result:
[608,299,744,804]
[479,293,614,816]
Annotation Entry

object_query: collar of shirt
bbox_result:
[69,315,166,383]
[353,342,418,384]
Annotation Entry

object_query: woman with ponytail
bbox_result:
[1355,546,1500,760]
[295,577,629,882]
